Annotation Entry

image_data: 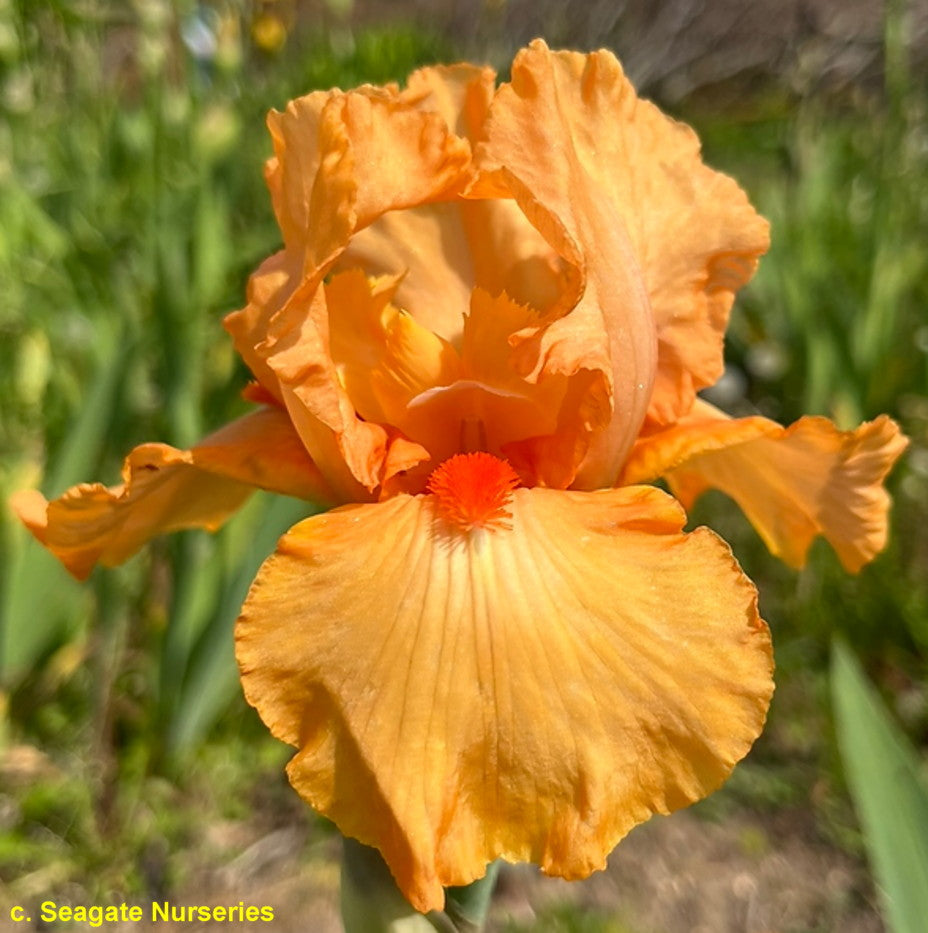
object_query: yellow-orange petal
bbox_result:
[260,273,435,500]
[265,91,331,253]
[11,407,331,581]
[309,67,494,340]
[336,203,476,341]
[236,483,773,912]
[476,40,769,465]
[623,399,908,571]
[394,288,569,476]
[268,84,474,275]
[255,86,475,493]
[336,63,568,337]
[223,249,300,401]
[473,41,660,488]
[326,269,461,428]
[401,62,496,143]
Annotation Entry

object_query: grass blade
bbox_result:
[831,638,928,933]
[165,492,316,756]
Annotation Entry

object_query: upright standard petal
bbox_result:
[339,64,566,339]
[475,40,768,480]
[264,90,331,253]
[12,407,330,580]
[256,86,475,495]
[338,198,567,344]
[223,249,300,402]
[236,475,772,912]
[266,83,474,278]
[473,42,658,488]
[623,400,908,571]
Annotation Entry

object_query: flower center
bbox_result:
[427,452,520,532]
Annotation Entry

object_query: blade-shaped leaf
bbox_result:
[831,638,928,933]
[165,492,318,756]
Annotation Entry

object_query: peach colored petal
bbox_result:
[335,61,560,341]
[261,274,434,500]
[401,62,496,142]
[340,200,567,344]
[264,91,330,253]
[223,250,299,401]
[11,407,331,581]
[237,483,772,911]
[623,399,908,571]
[504,368,609,488]
[253,276,385,499]
[255,85,476,493]
[396,289,568,474]
[336,203,475,341]
[267,84,473,276]
[340,63,567,335]
[276,383,381,503]
[473,41,659,488]
[326,269,461,428]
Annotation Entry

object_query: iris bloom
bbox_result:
[13,41,906,913]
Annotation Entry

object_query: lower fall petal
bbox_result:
[623,399,908,571]
[236,481,773,912]
[11,407,331,580]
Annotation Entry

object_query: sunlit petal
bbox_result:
[223,249,299,401]
[337,199,565,343]
[401,62,496,141]
[341,63,567,333]
[237,481,772,912]
[623,399,908,571]
[327,269,461,427]
[265,91,330,253]
[11,407,330,580]
[473,41,659,488]
[255,86,476,494]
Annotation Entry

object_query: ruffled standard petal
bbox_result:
[264,90,331,253]
[337,199,566,344]
[256,86,476,495]
[236,481,772,912]
[474,40,768,481]
[339,64,567,335]
[623,399,908,571]
[267,83,474,277]
[223,250,300,401]
[473,41,659,489]
[11,407,331,580]
[401,62,496,142]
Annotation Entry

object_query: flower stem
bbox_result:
[340,837,499,932]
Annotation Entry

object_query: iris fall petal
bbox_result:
[12,407,330,580]
[623,399,908,571]
[236,482,773,912]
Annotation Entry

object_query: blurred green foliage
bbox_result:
[0,0,925,930]
[833,638,928,933]
[501,904,634,933]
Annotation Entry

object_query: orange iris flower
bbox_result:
[13,41,907,912]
